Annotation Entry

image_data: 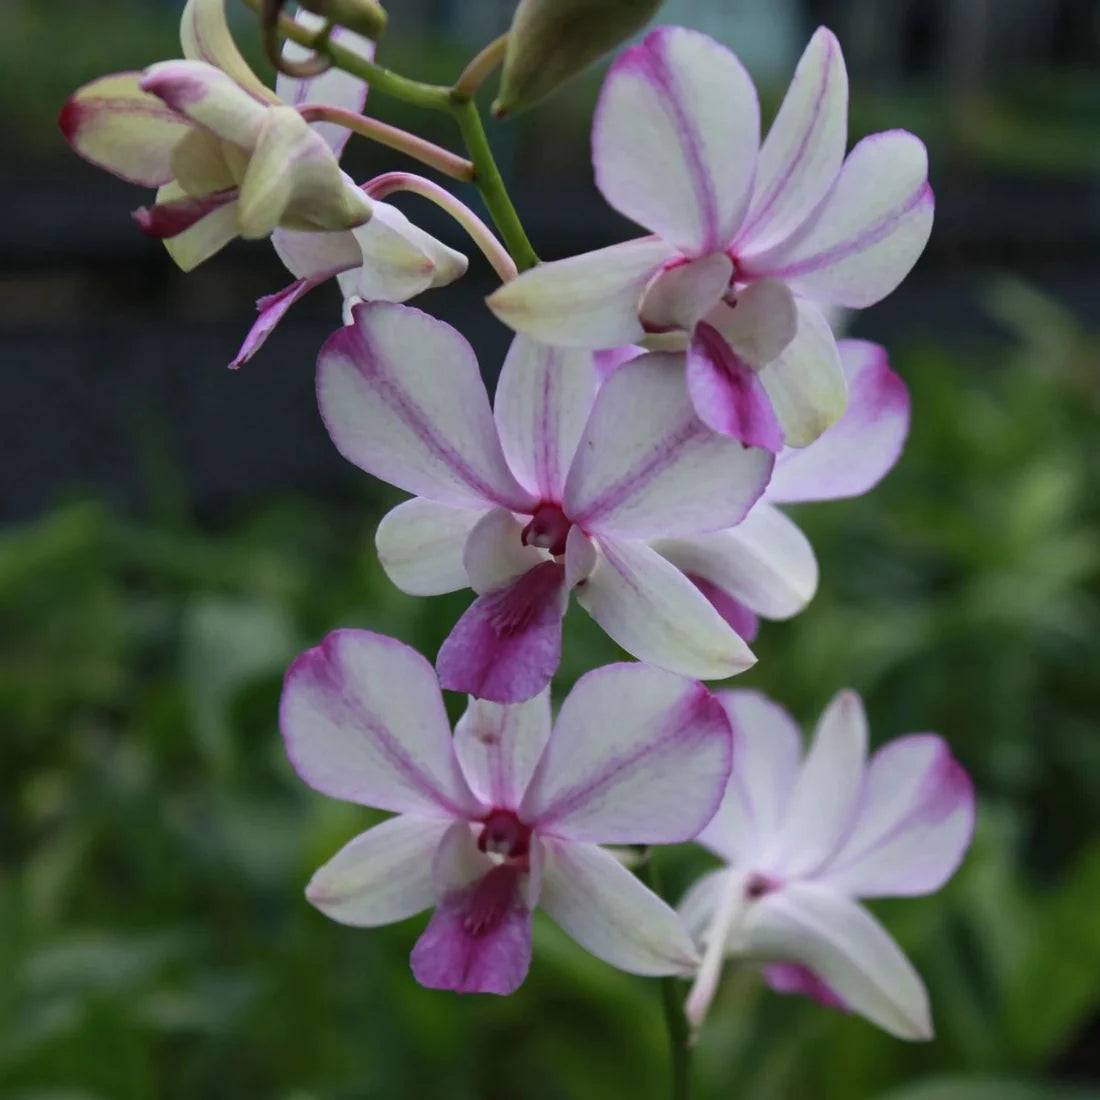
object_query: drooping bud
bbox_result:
[294,0,387,40]
[492,0,664,118]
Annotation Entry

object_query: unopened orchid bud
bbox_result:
[492,0,664,118]
[294,0,387,40]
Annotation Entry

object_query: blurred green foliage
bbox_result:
[2,282,1099,1098]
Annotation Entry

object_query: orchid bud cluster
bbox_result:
[60,0,976,1068]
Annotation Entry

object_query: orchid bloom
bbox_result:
[316,302,774,704]
[282,630,733,994]
[679,689,974,1040]
[653,339,909,641]
[488,26,933,452]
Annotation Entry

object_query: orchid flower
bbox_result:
[282,630,733,994]
[488,26,933,451]
[653,339,909,641]
[679,689,974,1040]
[316,302,775,704]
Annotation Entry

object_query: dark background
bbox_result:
[2,2,1099,1098]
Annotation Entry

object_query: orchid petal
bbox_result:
[60,72,191,187]
[738,27,848,252]
[758,297,847,448]
[539,839,700,975]
[564,526,598,589]
[305,814,450,926]
[639,254,733,332]
[316,303,537,511]
[170,126,238,196]
[741,130,934,309]
[229,274,333,369]
[494,337,598,501]
[678,868,727,941]
[764,690,867,876]
[272,224,361,280]
[767,340,909,502]
[156,181,240,271]
[375,498,484,596]
[277,10,373,156]
[521,663,731,843]
[564,352,774,537]
[280,629,482,819]
[133,186,238,239]
[819,735,975,898]
[690,579,760,641]
[744,883,932,1040]
[180,0,276,103]
[436,563,567,704]
[653,502,818,622]
[577,537,756,681]
[462,509,545,595]
[593,27,759,255]
[487,238,675,349]
[696,691,803,863]
[763,962,848,1010]
[709,279,798,369]
[454,691,553,810]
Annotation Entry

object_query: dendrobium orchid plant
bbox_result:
[61,0,974,1091]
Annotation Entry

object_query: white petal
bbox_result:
[741,131,934,309]
[462,508,545,594]
[819,735,975,898]
[639,253,732,332]
[577,537,756,680]
[306,814,450,926]
[180,0,277,103]
[564,352,774,538]
[677,868,728,941]
[738,28,848,252]
[280,629,482,818]
[764,690,867,876]
[653,502,818,622]
[708,279,797,370]
[487,238,675,348]
[759,297,847,448]
[316,302,537,511]
[593,27,759,255]
[375,498,483,596]
[767,339,909,502]
[539,839,699,975]
[157,181,240,272]
[454,691,553,810]
[744,883,933,1040]
[273,224,360,280]
[521,663,732,843]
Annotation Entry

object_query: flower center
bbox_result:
[477,809,532,860]
[521,503,572,557]
[745,872,778,900]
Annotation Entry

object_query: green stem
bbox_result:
[636,853,694,1100]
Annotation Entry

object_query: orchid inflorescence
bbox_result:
[61,0,975,1080]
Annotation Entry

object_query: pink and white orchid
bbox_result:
[282,630,733,994]
[488,26,933,451]
[679,690,974,1040]
[653,339,909,640]
[316,302,774,704]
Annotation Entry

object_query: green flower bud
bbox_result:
[295,0,387,40]
[492,0,664,118]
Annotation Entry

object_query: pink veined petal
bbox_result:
[376,498,486,597]
[689,577,760,642]
[280,628,482,819]
[462,508,545,595]
[740,130,934,309]
[59,72,192,187]
[277,9,373,156]
[436,562,568,704]
[577,536,756,681]
[707,279,798,370]
[686,325,785,449]
[762,961,848,1011]
[594,343,646,383]
[763,690,868,877]
[454,690,553,810]
[639,254,733,333]
[743,882,933,1040]
[273,224,361,280]
[737,27,849,252]
[154,181,241,271]
[696,690,804,864]
[564,352,774,538]
[539,839,700,975]
[411,821,533,995]
[818,735,975,898]
[133,187,238,238]
[758,296,848,448]
[487,238,676,349]
[767,339,909,503]
[593,26,760,255]
[520,662,731,843]
[652,502,818,623]
[230,270,341,369]
[180,0,277,104]
[494,336,599,501]
[316,302,537,512]
[305,814,451,926]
